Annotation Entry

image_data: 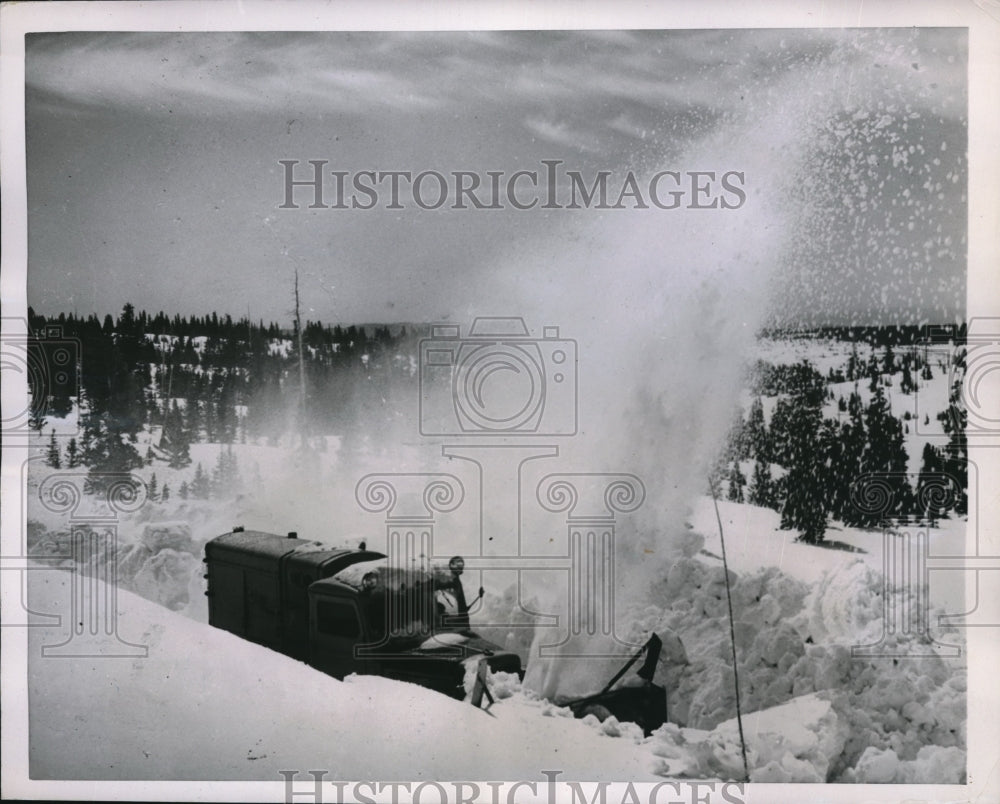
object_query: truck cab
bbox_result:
[308,562,521,698]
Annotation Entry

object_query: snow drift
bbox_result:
[27,569,663,781]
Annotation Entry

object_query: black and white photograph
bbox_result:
[2,2,998,802]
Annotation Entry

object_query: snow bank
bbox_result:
[487,501,966,784]
[515,531,965,783]
[28,519,206,614]
[629,556,813,729]
[27,570,664,781]
[848,745,966,784]
[648,552,966,781]
[649,694,847,782]
[26,509,968,783]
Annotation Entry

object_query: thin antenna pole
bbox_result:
[710,478,750,782]
[159,340,173,449]
[294,269,306,445]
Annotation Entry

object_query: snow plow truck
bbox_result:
[203,528,521,699]
[204,527,669,732]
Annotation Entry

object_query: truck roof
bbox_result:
[332,557,455,592]
[205,529,385,573]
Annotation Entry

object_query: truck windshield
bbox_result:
[359,582,467,646]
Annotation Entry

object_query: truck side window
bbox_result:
[316,600,361,638]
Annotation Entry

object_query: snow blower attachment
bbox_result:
[566,634,667,736]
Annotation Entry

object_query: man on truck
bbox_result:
[434,555,483,630]
[358,571,389,642]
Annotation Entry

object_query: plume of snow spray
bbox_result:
[501,45,867,699]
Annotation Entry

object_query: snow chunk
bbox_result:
[650,693,847,782]
[852,746,900,782]
[131,548,200,611]
[139,521,194,554]
[720,694,847,781]
[849,744,966,784]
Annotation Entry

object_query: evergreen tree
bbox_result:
[726,460,746,502]
[166,400,192,469]
[867,353,881,392]
[100,307,149,439]
[817,418,842,515]
[937,379,968,516]
[81,408,99,443]
[744,397,769,462]
[169,438,192,469]
[83,424,144,495]
[857,385,913,524]
[845,343,860,382]
[725,408,747,462]
[915,443,947,525]
[204,395,218,442]
[148,472,159,502]
[211,444,241,497]
[179,480,189,500]
[45,429,61,468]
[707,457,728,501]
[899,362,917,395]
[882,343,896,375]
[191,462,210,499]
[748,460,776,509]
[768,398,794,465]
[66,437,81,468]
[218,375,238,444]
[161,483,171,502]
[835,392,867,525]
[778,386,828,543]
[28,407,47,433]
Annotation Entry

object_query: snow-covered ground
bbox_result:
[20,484,968,785]
[32,565,950,785]
[26,570,662,782]
[691,496,966,617]
[13,334,973,789]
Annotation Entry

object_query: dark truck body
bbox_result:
[204,529,520,699]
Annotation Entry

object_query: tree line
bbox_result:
[28,304,419,494]
[28,305,968,536]
[716,343,967,543]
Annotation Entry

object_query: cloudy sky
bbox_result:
[25,28,966,327]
